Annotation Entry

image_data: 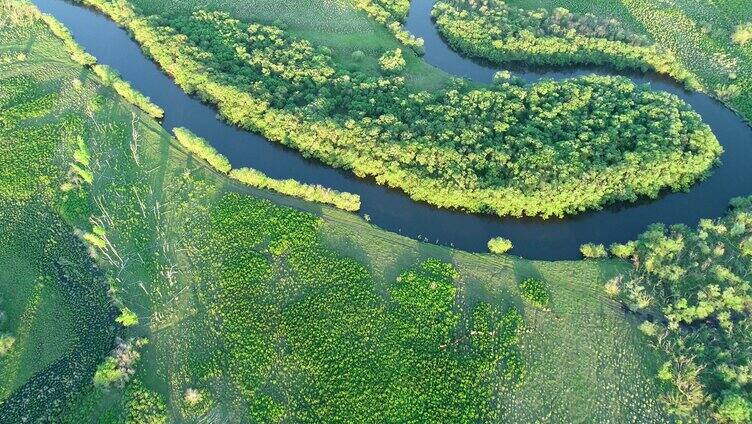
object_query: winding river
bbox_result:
[32,0,752,260]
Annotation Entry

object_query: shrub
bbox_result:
[580,243,608,259]
[731,23,752,46]
[378,48,405,73]
[93,65,164,119]
[351,50,365,62]
[487,237,513,254]
[519,278,549,308]
[173,127,232,174]
[604,276,622,298]
[229,167,361,212]
[93,357,125,388]
[0,334,15,356]
[116,307,139,327]
[610,241,636,259]
[717,392,752,424]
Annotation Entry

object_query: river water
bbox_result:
[32,0,752,260]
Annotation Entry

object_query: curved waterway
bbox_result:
[33,0,752,260]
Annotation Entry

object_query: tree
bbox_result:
[487,237,513,254]
[93,357,125,388]
[116,307,139,327]
[378,48,405,73]
[731,23,752,46]
[717,392,752,424]
[0,334,15,356]
[580,243,608,259]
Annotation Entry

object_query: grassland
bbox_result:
[0,2,672,422]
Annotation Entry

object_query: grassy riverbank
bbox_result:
[0,2,671,422]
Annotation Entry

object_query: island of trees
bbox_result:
[71,0,721,218]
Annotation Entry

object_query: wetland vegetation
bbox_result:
[1,0,751,422]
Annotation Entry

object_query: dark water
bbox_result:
[32,0,752,260]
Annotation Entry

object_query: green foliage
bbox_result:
[197,193,526,421]
[230,167,361,211]
[379,47,406,72]
[39,14,96,66]
[613,197,752,419]
[93,357,125,388]
[506,0,752,134]
[93,64,164,119]
[75,0,721,218]
[353,0,424,52]
[172,127,360,210]
[433,0,700,88]
[610,241,636,259]
[172,127,231,173]
[717,392,752,424]
[0,334,14,356]
[580,243,608,259]
[731,23,752,46]
[122,380,167,424]
[519,278,549,308]
[488,236,513,254]
[115,307,139,327]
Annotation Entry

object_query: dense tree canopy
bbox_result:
[612,197,752,421]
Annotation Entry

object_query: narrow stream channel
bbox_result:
[32,0,752,260]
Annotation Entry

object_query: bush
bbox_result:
[717,392,752,423]
[519,278,549,308]
[93,65,164,119]
[0,334,15,356]
[351,50,365,62]
[93,357,125,388]
[173,127,232,174]
[731,23,752,46]
[610,241,636,259]
[116,307,139,327]
[229,167,361,212]
[487,237,513,254]
[580,243,608,259]
[378,48,406,73]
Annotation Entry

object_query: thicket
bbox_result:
[72,0,721,218]
[92,65,164,119]
[487,236,513,254]
[0,75,115,422]
[37,12,164,120]
[432,0,700,89]
[612,197,752,421]
[230,167,361,212]
[732,23,752,46]
[38,14,96,66]
[580,242,608,259]
[173,127,232,173]
[173,127,361,211]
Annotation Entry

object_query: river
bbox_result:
[31,0,752,260]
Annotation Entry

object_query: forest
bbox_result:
[69,0,722,218]
[609,197,752,422]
